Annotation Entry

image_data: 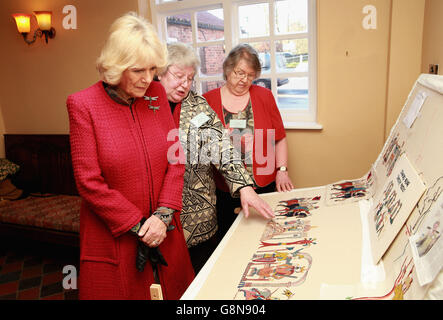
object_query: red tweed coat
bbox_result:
[67,81,194,300]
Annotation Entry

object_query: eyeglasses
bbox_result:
[232,69,256,81]
[167,69,194,86]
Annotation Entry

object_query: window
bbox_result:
[151,0,319,128]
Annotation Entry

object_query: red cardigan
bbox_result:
[204,85,286,187]
[67,81,194,300]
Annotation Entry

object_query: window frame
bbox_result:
[150,0,320,129]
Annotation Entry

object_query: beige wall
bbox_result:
[287,0,425,188]
[0,102,5,158]
[289,0,391,188]
[0,0,138,135]
[0,0,430,188]
[385,0,425,139]
[422,0,443,75]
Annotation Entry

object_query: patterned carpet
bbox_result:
[0,239,79,300]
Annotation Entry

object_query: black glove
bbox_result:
[132,216,170,272]
[136,241,168,272]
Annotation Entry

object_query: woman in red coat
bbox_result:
[66,12,194,300]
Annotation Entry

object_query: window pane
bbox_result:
[199,45,225,76]
[275,0,308,35]
[239,3,269,38]
[277,77,309,110]
[167,13,192,43]
[252,77,271,90]
[197,9,224,42]
[202,80,225,94]
[248,41,271,75]
[275,39,309,72]
[153,0,316,121]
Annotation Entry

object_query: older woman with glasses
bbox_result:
[158,42,274,273]
[204,43,294,240]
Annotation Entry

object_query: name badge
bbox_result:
[229,119,247,129]
[190,112,210,128]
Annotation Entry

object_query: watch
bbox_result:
[277,166,288,172]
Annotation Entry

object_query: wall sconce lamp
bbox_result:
[12,11,56,44]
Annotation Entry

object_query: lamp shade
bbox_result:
[12,13,31,33]
[33,11,52,31]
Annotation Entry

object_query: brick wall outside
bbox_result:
[167,24,226,92]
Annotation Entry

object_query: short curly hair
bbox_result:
[223,43,261,80]
[158,42,201,76]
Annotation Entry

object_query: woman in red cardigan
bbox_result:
[66,12,194,300]
[204,44,295,239]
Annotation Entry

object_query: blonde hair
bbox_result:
[159,42,200,75]
[96,12,167,85]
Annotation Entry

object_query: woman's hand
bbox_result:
[276,171,294,192]
[239,186,275,219]
[137,215,167,247]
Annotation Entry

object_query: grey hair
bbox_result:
[222,43,261,80]
[159,42,200,75]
